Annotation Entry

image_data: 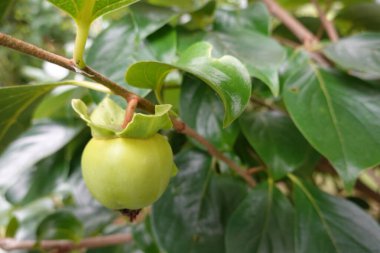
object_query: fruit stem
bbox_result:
[122,96,139,128]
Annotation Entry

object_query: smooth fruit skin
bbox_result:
[81,134,174,210]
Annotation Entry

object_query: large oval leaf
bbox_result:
[0,84,59,154]
[291,176,380,253]
[226,182,295,253]
[240,110,320,179]
[152,149,247,253]
[323,33,380,79]
[126,42,251,126]
[284,64,380,188]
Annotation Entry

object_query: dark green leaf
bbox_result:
[132,215,160,253]
[126,42,251,126]
[240,110,319,179]
[284,64,380,188]
[152,149,247,253]
[147,0,210,11]
[5,216,19,237]
[36,211,83,241]
[323,33,380,79]
[206,29,285,96]
[226,182,295,253]
[180,76,239,151]
[0,84,58,154]
[291,176,380,253]
[336,3,380,32]
[0,0,12,20]
[215,2,270,35]
[87,7,176,99]
[147,26,177,62]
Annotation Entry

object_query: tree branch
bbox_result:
[310,0,339,42]
[0,32,256,187]
[262,0,318,45]
[0,233,132,251]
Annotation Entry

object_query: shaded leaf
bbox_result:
[147,0,210,11]
[132,215,160,253]
[0,0,12,20]
[126,42,251,126]
[284,64,380,188]
[291,176,380,253]
[36,211,83,241]
[152,149,247,253]
[240,110,319,179]
[180,76,239,151]
[215,2,270,35]
[337,3,380,32]
[206,29,285,96]
[0,84,58,154]
[226,182,295,253]
[323,33,380,79]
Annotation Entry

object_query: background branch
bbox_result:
[310,0,339,42]
[0,233,132,251]
[0,32,256,187]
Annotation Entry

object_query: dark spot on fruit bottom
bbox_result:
[119,208,142,221]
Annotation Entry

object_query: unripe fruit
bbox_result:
[81,134,175,211]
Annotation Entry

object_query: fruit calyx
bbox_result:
[119,208,142,222]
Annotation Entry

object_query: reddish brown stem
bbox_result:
[122,96,139,128]
[310,0,339,42]
[0,234,132,251]
[262,0,317,45]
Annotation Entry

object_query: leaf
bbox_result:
[132,216,160,253]
[152,149,247,253]
[47,0,139,23]
[86,7,176,99]
[147,0,210,11]
[5,216,19,238]
[0,0,12,20]
[291,176,380,253]
[336,3,380,32]
[72,97,172,138]
[323,33,380,79]
[36,211,83,241]
[206,29,286,96]
[214,2,270,35]
[226,182,295,253]
[0,84,59,154]
[240,110,320,179]
[284,64,380,188]
[126,42,252,126]
[0,121,82,191]
[180,76,239,151]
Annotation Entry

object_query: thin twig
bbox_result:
[0,32,255,187]
[310,0,339,42]
[262,0,317,45]
[122,96,139,128]
[0,233,132,251]
[172,118,256,187]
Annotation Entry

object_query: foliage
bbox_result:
[1,0,380,252]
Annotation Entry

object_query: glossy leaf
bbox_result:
[86,8,176,99]
[284,64,380,188]
[323,33,380,78]
[291,176,380,253]
[152,149,247,253]
[214,2,270,35]
[226,182,295,253]
[47,0,139,22]
[240,110,319,179]
[0,84,58,154]
[147,0,210,11]
[180,76,239,151]
[206,29,285,96]
[0,121,81,190]
[36,211,83,241]
[126,42,252,126]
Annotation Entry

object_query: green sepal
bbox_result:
[71,97,173,139]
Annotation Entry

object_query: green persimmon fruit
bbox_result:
[81,134,174,211]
